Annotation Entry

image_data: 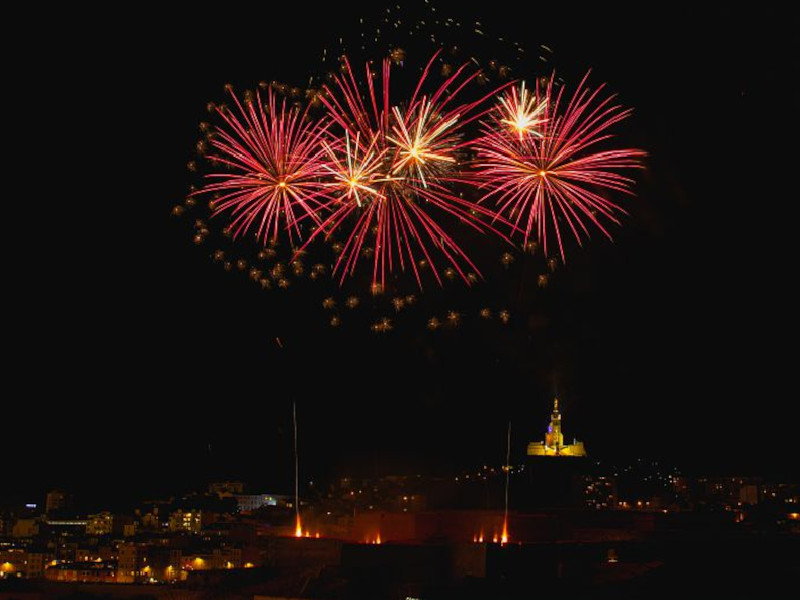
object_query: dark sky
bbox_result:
[4,4,794,506]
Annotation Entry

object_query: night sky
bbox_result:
[5,4,793,506]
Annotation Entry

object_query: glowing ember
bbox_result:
[295,516,303,538]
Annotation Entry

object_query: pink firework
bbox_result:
[197,88,331,244]
[302,52,509,289]
[472,73,646,260]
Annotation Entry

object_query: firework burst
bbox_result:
[302,52,509,289]
[472,73,646,259]
[498,81,547,139]
[196,88,332,244]
[387,98,458,186]
[322,131,386,207]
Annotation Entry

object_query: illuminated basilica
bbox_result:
[527,399,587,457]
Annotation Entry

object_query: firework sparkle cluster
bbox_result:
[189,59,642,285]
[175,6,645,331]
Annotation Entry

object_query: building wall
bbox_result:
[235,494,279,512]
[24,552,50,579]
[45,564,116,583]
[86,512,113,536]
[168,510,202,533]
[209,481,245,496]
[45,490,67,514]
[11,519,39,538]
[527,441,587,457]
[117,543,143,583]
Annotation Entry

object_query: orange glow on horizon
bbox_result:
[501,519,509,545]
[294,515,303,538]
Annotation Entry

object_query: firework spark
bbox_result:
[196,88,332,244]
[387,98,458,186]
[472,73,646,259]
[322,131,386,207]
[498,81,547,139]
[301,52,510,288]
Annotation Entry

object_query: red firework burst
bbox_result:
[472,73,646,260]
[302,52,509,288]
[196,88,332,245]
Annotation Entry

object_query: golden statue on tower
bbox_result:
[527,398,587,457]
